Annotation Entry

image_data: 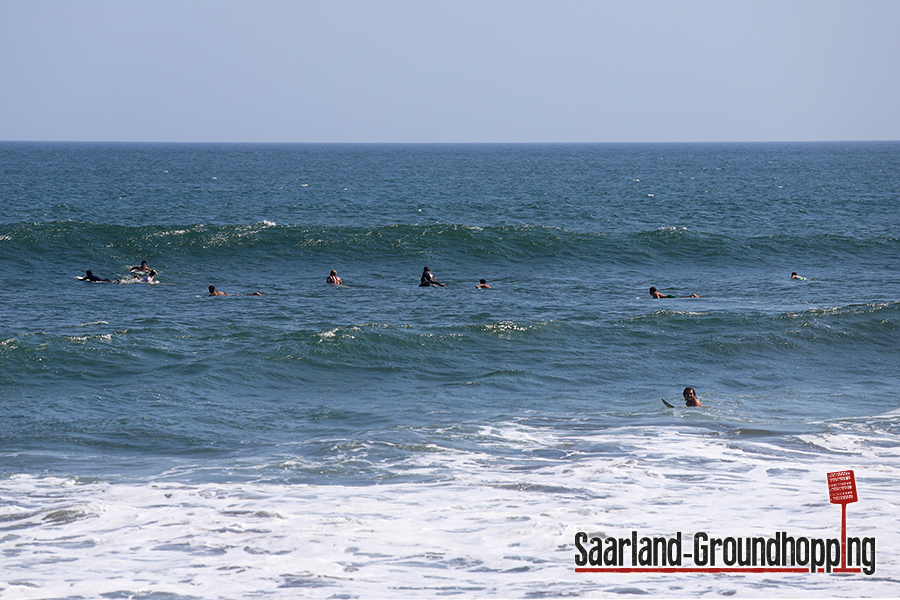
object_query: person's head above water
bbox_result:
[683,387,701,407]
[330,269,337,276]
[423,266,430,272]
[208,285,215,293]
[649,286,657,293]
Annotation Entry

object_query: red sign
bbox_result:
[827,470,858,504]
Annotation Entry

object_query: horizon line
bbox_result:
[3,139,898,146]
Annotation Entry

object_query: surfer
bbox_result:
[135,269,157,283]
[791,272,815,281]
[130,261,151,273]
[683,387,702,407]
[82,270,110,282]
[327,269,342,285]
[208,285,261,296]
[420,266,446,287]
[650,286,698,298]
[476,279,491,289]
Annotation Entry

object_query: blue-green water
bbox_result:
[1,142,898,597]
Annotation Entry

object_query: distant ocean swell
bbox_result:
[3,221,898,270]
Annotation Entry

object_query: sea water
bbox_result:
[1,142,898,597]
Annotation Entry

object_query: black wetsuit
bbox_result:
[420,271,440,287]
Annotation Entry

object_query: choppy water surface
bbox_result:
[1,142,899,597]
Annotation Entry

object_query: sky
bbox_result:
[1,0,898,143]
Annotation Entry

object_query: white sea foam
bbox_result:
[483,320,527,334]
[64,321,110,327]
[2,425,896,598]
[62,333,113,343]
[149,228,190,238]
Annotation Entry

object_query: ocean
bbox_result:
[1,141,898,598]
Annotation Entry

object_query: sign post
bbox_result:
[827,470,858,569]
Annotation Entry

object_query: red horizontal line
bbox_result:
[575,567,858,573]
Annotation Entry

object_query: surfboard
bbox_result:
[661,398,675,408]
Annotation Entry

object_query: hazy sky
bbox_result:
[2,0,898,143]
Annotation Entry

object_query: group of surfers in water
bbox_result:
[323,266,491,289]
[80,263,493,293]
[83,261,755,409]
[82,263,493,293]
[211,266,492,294]
[80,261,157,284]
[83,262,811,302]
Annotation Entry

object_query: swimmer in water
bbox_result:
[420,266,446,287]
[791,272,815,281]
[476,279,491,289]
[650,286,698,298]
[130,261,151,273]
[327,269,342,285]
[683,387,702,407]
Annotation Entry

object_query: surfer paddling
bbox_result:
[791,272,815,281]
[650,286,698,298]
[81,270,110,282]
[208,285,261,296]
